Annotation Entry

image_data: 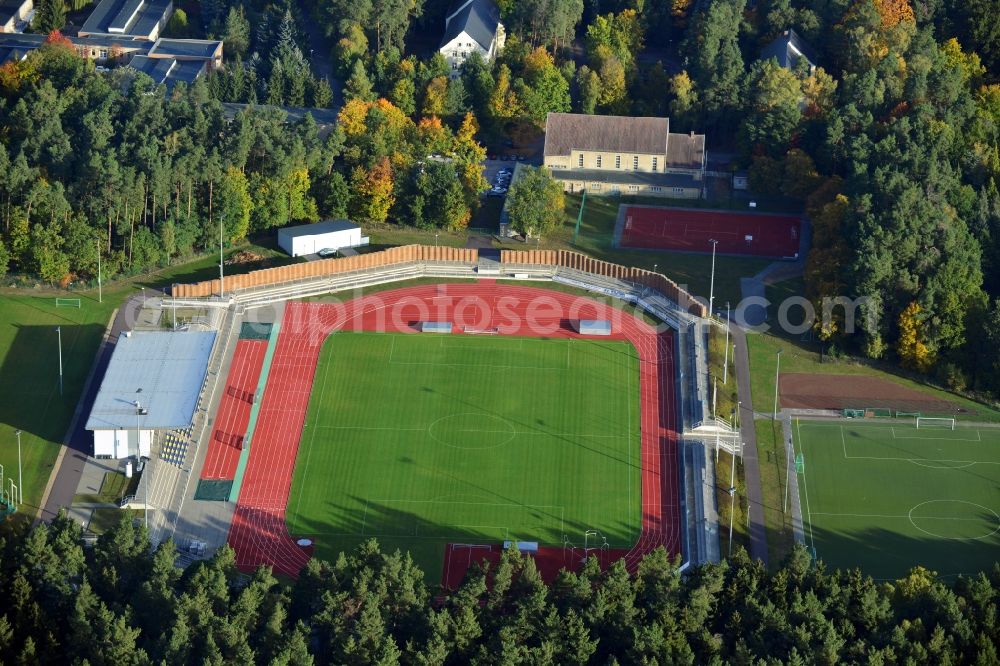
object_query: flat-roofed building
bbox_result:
[78,0,173,40]
[147,37,223,70]
[85,331,216,459]
[128,54,204,91]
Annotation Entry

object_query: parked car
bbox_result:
[487,187,507,197]
[516,155,526,161]
[497,167,513,175]
[317,248,338,258]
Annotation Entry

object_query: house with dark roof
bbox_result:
[439,0,504,79]
[760,28,817,73]
[0,0,32,33]
[542,113,707,199]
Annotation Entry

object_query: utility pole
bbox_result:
[96,239,102,304]
[15,430,22,506]
[723,301,731,384]
[56,327,63,396]
[708,239,718,318]
[728,446,737,557]
[219,217,225,298]
[773,348,782,420]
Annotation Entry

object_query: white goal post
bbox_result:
[915,417,956,430]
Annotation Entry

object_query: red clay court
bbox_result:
[619,205,802,258]
[226,283,681,581]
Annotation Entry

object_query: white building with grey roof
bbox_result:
[86,331,215,459]
[439,0,505,79]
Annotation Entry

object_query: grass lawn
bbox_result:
[746,331,1000,423]
[793,419,1000,579]
[0,241,296,527]
[755,419,795,564]
[286,331,641,575]
[73,471,133,505]
[87,508,143,535]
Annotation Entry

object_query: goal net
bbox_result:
[462,326,499,335]
[55,298,81,308]
[916,417,956,430]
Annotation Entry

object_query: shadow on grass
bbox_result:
[0,323,106,441]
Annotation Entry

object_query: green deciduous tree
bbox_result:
[505,166,565,238]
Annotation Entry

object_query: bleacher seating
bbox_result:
[160,427,193,467]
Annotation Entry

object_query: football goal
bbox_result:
[915,417,956,430]
[55,298,81,308]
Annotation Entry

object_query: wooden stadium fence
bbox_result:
[500,249,707,318]
[172,245,478,298]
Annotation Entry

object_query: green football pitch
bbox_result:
[793,420,1000,579]
[286,332,641,573]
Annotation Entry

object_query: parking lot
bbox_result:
[483,159,518,198]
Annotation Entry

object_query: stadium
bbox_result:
[81,245,722,582]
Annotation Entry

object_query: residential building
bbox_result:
[79,0,173,41]
[439,0,504,79]
[0,0,32,33]
[760,28,817,73]
[542,112,707,199]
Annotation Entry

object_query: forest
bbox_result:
[2,0,1000,393]
[0,514,997,664]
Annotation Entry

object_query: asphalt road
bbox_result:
[39,295,142,522]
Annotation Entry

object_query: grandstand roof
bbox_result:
[85,330,216,431]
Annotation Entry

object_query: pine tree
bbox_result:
[344,60,375,102]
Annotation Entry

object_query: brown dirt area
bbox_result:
[780,373,974,415]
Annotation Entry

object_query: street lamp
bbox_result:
[15,430,22,507]
[723,301,731,384]
[56,327,63,396]
[708,239,718,318]
[435,233,439,247]
[653,262,658,273]
[134,392,149,529]
[728,450,737,557]
[773,348,782,420]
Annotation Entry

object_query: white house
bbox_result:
[439,0,504,79]
[277,219,367,257]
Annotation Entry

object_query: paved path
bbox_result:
[731,323,768,565]
[39,295,143,522]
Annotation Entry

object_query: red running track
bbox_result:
[620,205,802,257]
[200,339,267,480]
[227,283,681,580]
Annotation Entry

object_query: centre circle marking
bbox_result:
[907,500,1000,540]
[429,412,517,449]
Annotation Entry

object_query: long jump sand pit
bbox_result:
[780,373,971,415]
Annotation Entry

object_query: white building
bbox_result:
[278,219,366,257]
[439,0,504,79]
[85,331,215,459]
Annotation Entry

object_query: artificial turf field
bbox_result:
[793,420,1000,579]
[286,331,641,573]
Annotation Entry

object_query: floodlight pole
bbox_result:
[135,400,147,530]
[219,217,225,298]
[723,301,730,384]
[783,434,792,512]
[708,239,718,318]
[728,447,737,558]
[96,238,102,304]
[56,326,63,396]
[16,430,22,507]
[772,348,782,420]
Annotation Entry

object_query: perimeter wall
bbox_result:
[501,249,707,318]
[173,245,478,298]
[172,244,705,317]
